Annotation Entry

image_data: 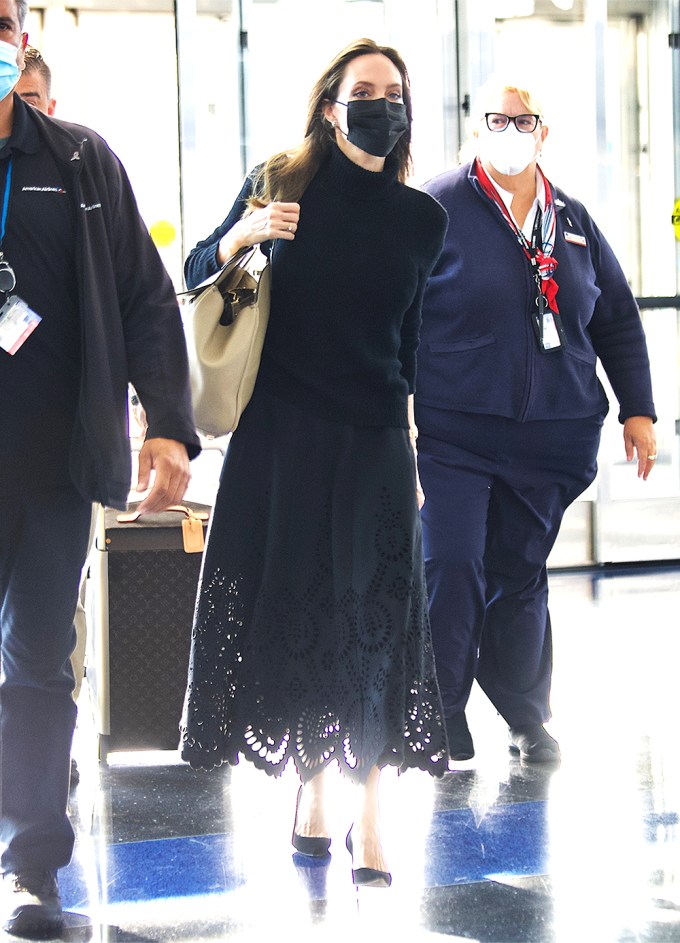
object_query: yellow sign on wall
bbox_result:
[673,199,680,241]
[150,220,177,248]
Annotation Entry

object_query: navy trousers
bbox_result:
[0,487,91,872]
[416,407,604,727]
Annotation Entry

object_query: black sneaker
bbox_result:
[445,711,475,761]
[508,724,560,763]
[1,869,63,939]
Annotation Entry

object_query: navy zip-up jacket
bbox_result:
[21,98,200,509]
[418,161,656,424]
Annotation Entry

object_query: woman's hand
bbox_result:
[217,202,300,264]
[415,467,425,509]
[623,415,657,480]
[407,396,424,507]
[410,435,425,509]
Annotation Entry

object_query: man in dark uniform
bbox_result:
[17,43,91,791]
[0,1,201,936]
[15,44,55,116]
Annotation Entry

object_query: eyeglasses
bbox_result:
[484,113,541,133]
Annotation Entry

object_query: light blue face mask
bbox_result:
[0,40,21,103]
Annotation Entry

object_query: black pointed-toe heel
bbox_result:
[292,786,331,857]
[345,827,392,888]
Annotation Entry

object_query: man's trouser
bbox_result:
[0,486,91,872]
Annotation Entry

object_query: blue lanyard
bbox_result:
[0,158,12,245]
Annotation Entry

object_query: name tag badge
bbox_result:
[0,295,42,355]
[564,231,587,247]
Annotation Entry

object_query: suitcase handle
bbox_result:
[116,505,210,524]
[115,505,208,554]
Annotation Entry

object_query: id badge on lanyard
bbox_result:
[0,158,42,355]
[532,283,566,353]
[528,210,565,353]
[0,294,41,354]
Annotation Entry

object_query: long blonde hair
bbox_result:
[248,38,414,208]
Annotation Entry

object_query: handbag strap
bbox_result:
[177,245,258,301]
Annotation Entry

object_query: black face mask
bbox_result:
[335,98,409,158]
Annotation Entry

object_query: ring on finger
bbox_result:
[648,453,658,460]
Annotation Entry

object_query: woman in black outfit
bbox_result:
[181,38,449,887]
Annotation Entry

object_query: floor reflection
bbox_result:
[5,567,678,943]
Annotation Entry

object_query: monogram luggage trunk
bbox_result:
[85,502,211,761]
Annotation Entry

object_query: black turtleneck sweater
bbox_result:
[185,145,447,427]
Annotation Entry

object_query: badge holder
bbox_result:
[0,257,15,293]
[0,294,42,355]
[532,290,567,353]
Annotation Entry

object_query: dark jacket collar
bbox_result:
[0,94,41,157]
[6,94,90,166]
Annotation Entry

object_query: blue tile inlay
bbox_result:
[60,833,246,908]
[57,798,680,922]
[59,801,551,909]
[425,801,549,887]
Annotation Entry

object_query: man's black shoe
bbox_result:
[69,757,80,790]
[508,724,560,763]
[446,711,475,761]
[1,869,63,939]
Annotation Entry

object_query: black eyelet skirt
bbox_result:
[180,385,448,783]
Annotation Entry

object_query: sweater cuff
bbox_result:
[618,404,657,424]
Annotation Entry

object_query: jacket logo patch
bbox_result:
[80,202,102,212]
[564,231,587,247]
[21,185,67,194]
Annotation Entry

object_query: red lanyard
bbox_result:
[474,158,559,313]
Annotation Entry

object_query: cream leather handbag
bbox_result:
[179,246,271,438]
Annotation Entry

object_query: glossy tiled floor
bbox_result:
[5,566,679,943]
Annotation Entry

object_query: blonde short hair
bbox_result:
[472,80,545,123]
[460,78,547,162]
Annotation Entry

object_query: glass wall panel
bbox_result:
[26,6,184,284]
[227,0,454,183]
[176,7,241,267]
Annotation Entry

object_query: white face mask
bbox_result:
[478,125,538,176]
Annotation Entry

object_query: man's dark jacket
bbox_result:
[22,98,200,509]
